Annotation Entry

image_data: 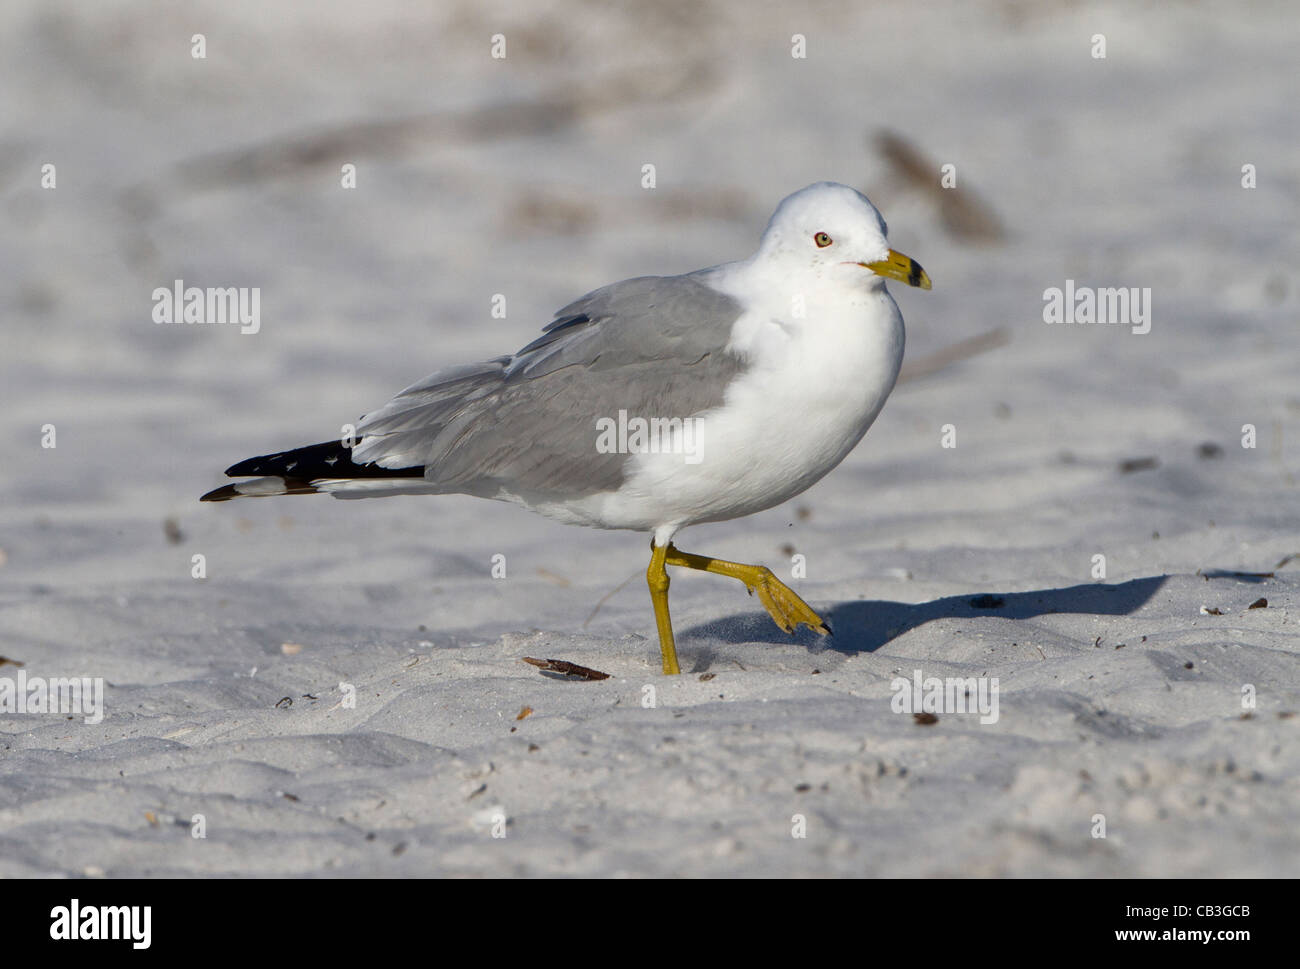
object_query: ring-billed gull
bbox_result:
[202,181,931,674]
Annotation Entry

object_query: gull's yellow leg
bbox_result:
[646,542,681,675]
[663,544,831,637]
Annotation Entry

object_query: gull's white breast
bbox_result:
[553,275,906,537]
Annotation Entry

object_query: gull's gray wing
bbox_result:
[350,273,746,499]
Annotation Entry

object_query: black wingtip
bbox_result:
[204,440,426,504]
[199,477,326,503]
[222,440,425,480]
[201,484,241,502]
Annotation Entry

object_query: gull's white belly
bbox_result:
[532,286,905,537]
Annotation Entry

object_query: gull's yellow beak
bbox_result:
[861,249,932,290]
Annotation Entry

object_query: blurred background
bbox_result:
[1,0,1296,611]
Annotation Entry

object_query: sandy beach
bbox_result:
[0,0,1297,876]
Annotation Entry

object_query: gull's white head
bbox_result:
[755,181,931,291]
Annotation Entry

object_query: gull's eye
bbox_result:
[814,231,833,248]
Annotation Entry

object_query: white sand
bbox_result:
[1,0,1296,876]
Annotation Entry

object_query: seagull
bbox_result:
[202,182,931,674]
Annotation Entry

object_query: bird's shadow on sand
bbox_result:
[680,576,1169,659]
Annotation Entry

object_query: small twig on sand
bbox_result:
[522,657,610,681]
